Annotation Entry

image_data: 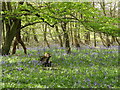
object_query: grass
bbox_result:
[1,46,119,88]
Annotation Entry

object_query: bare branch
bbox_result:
[20,21,41,29]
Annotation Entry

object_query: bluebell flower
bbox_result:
[31,60,39,63]
[80,61,83,62]
[94,82,98,86]
[99,58,103,60]
[92,52,98,55]
[1,61,6,64]
[17,67,24,71]
[8,73,12,75]
[85,53,89,55]
[63,53,67,56]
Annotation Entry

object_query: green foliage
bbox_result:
[2,2,119,37]
[2,47,119,88]
[85,16,119,36]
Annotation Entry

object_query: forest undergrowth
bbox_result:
[1,46,119,88]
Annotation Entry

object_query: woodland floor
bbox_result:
[1,46,119,88]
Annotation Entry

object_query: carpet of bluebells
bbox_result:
[1,46,119,88]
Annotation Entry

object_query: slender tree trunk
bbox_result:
[2,21,5,42]
[106,34,111,47]
[100,1,112,48]
[12,39,18,54]
[118,2,120,45]
[110,36,116,45]
[73,24,80,48]
[94,32,97,47]
[49,28,59,43]
[93,2,97,47]
[0,2,2,54]
[55,26,63,47]
[23,32,30,42]
[70,22,74,46]
[100,0,107,16]
[99,33,107,47]
[116,37,120,45]
[32,28,39,43]
[1,2,5,50]
[43,24,50,48]
[84,32,90,45]
[78,32,84,45]
[61,22,71,54]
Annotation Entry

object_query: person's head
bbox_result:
[44,53,51,57]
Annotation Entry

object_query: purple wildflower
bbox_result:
[17,67,24,71]
[94,82,99,86]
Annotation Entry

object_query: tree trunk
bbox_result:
[12,29,27,55]
[12,39,18,54]
[116,37,120,45]
[2,2,24,55]
[69,22,74,46]
[23,32,30,42]
[100,0,107,16]
[99,33,107,47]
[32,28,39,43]
[61,22,71,54]
[0,3,2,54]
[111,36,116,45]
[55,26,63,47]
[93,2,97,47]
[94,32,97,47]
[49,28,59,43]
[43,24,50,48]
[2,19,20,55]
[84,31,90,45]
[106,34,111,47]
[73,24,80,48]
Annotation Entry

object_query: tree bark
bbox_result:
[49,28,58,43]
[73,23,80,48]
[2,2,24,55]
[69,22,74,46]
[0,2,2,55]
[99,33,107,47]
[43,24,50,48]
[61,22,71,54]
[116,37,120,45]
[32,28,39,43]
[12,39,18,54]
[94,32,97,47]
[2,19,20,55]
[106,34,111,47]
[12,29,27,55]
[55,26,63,47]
[84,31,90,45]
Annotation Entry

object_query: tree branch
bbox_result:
[20,21,41,29]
